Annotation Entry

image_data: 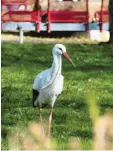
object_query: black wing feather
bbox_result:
[32,89,39,107]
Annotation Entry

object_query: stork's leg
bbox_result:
[48,108,53,137]
[38,107,45,137]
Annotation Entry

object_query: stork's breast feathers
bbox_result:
[51,75,64,96]
[40,75,64,97]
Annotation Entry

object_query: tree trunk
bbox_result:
[108,0,113,44]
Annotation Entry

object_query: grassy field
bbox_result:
[1,42,113,150]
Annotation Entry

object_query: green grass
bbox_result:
[1,42,113,150]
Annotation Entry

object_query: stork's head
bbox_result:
[52,44,75,66]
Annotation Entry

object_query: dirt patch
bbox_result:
[2,31,109,44]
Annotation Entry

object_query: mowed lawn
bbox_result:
[1,42,113,150]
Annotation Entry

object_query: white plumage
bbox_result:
[32,43,74,136]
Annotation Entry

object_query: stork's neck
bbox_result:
[40,53,62,90]
[51,53,62,75]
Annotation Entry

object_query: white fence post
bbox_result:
[19,28,24,44]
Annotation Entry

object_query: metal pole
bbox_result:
[100,0,104,31]
[19,28,24,44]
[86,0,89,31]
[48,0,51,33]
[36,0,40,33]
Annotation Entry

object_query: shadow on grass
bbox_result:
[64,64,113,72]
[70,129,92,139]
[100,103,113,109]
[1,53,51,67]
[2,31,80,38]
[56,98,86,109]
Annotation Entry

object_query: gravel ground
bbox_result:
[1,31,109,44]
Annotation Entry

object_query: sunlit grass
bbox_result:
[1,42,113,150]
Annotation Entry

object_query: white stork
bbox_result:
[32,44,74,136]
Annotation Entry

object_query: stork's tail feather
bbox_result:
[32,89,39,108]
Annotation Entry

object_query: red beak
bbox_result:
[63,52,75,67]
[63,52,72,63]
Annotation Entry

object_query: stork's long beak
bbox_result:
[63,52,75,67]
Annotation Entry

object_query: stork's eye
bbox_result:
[58,47,63,52]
